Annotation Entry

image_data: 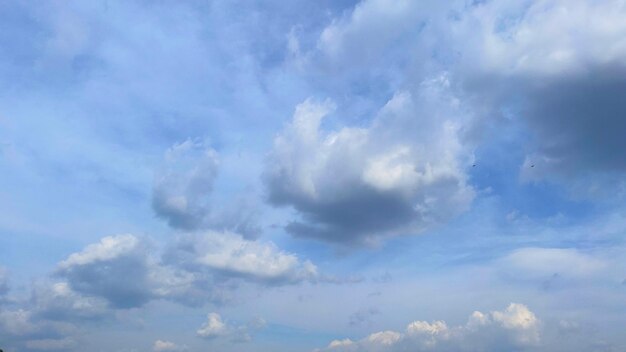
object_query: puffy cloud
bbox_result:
[153,340,187,352]
[311,0,626,195]
[165,231,319,285]
[152,139,261,238]
[31,282,109,321]
[54,232,319,309]
[316,303,540,351]
[265,80,474,245]
[197,312,266,342]
[56,234,157,308]
[451,0,626,192]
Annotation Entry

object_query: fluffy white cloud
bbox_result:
[54,232,319,309]
[197,312,266,342]
[56,234,158,308]
[310,0,626,195]
[265,79,474,245]
[166,231,319,285]
[316,303,540,351]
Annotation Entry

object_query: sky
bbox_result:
[1,0,626,351]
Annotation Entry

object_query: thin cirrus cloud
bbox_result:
[264,79,475,245]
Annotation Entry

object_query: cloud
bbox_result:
[153,340,187,352]
[265,80,474,245]
[56,234,158,309]
[450,0,626,194]
[54,231,320,310]
[152,139,219,231]
[30,281,109,321]
[165,231,319,285]
[0,266,8,302]
[152,139,261,238]
[196,312,266,342]
[309,0,626,196]
[316,303,540,351]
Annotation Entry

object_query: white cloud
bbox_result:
[54,232,320,309]
[153,339,187,352]
[196,312,266,342]
[197,312,230,339]
[265,80,474,245]
[166,231,319,284]
[316,303,540,351]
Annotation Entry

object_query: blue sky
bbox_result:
[1,0,626,351]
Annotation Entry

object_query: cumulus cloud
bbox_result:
[165,231,319,285]
[56,234,159,308]
[310,0,626,196]
[451,0,626,193]
[316,303,540,351]
[265,79,474,245]
[53,232,319,309]
[30,281,109,321]
[197,312,266,342]
[152,139,261,238]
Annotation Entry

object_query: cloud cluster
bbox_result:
[53,232,319,310]
[316,303,540,351]
[265,80,475,245]
[304,0,626,197]
[452,0,626,191]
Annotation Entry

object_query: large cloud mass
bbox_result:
[265,80,475,245]
[55,232,319,309]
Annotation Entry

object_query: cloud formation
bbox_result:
[316,303,540,351]
[265,82,475,245]
[53,232,319,310]
[152,139,261,238]
[197,312,266,342]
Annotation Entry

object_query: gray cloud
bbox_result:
[152,139,219,231]
[53,232,319,310]
[55,235,157,309]
[265,84,475,245]
[152,139,261,238]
